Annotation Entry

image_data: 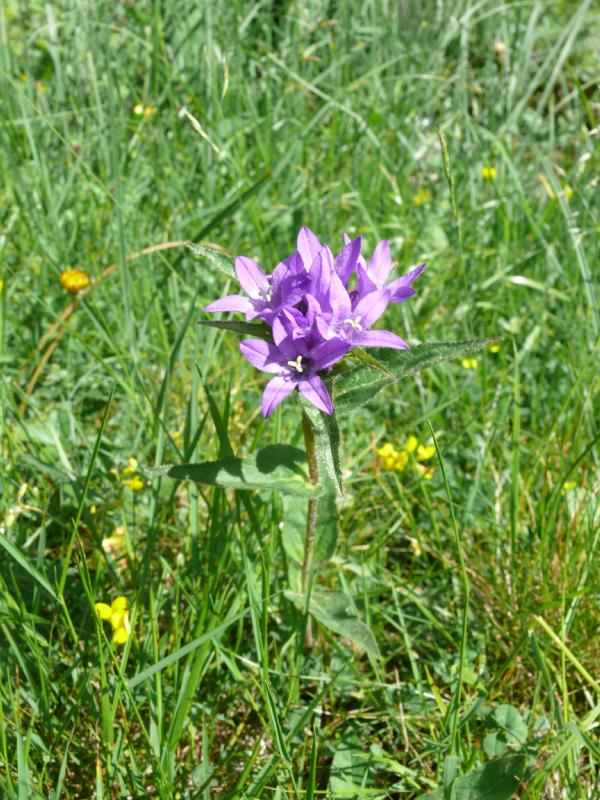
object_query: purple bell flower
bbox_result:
[204,254,309,324]
[239,334,350,417]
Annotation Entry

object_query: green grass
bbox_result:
[1,0,599,797]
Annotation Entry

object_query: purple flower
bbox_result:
[239,334,350,417]
[316,271,409,350]
[203,226,424,416]
[343,234,426,304]
[204,254,309,323]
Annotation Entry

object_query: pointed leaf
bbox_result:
[331,337,501,413]
[285,590,380,657]
[157,444,319,497]
[198,319,272,340]
[185,242,235,278]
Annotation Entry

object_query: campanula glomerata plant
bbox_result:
[163,226,495,649]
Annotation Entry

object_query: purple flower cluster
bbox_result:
[205,227,424,417]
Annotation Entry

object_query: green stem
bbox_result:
[301,411,319,647]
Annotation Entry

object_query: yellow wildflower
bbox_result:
[124,475,144,491]
[0,279,4,293]
[412,187,432,206]
[143,105,156,118]
[561,481,577,494]
[481,166,497,180]
[562,183,573,200]
[462,357,478,369]
[404,435,418,454]
[394,450,409,472]
[59,269,90,293]
[489,343,500,353]
[123,457,138,477]
[94,602,112,620]
[377,443,395,459]
[133,103,144,116]
[416,444,436,461]
[95,596,131,644]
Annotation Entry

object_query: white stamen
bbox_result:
[263,287,273,302]
[287,356,304,373]
[343,315,363,331]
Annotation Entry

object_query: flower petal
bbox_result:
[298,376,333,415]
[367,240,393,286]
[262,376,296,417]
[297,227,322,269]
[235,256,269,298]
[352,329,409,349]
[94,602,112,621]
[204,294,254,313]
[334,236,362,285]
[239,339,281,373]
[311,337,350,370]
[354,289,390,328]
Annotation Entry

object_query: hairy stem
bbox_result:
[301,410,319,647]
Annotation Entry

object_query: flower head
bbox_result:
[205,227,426,416]
[482,166,497,180]
[60,269,90,293]
[95,596,131,644]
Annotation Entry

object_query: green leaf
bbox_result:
[286,590,381,657]
[299,402,342,562]
[331,338,501,413]
[184,242,235,278]
[418,754,528,800]
[157,444,319,497]
[493,704,528,745]
[198,319,272,339]
[300,401,343,496]
[312,487,339,564]
[0,536,59,602]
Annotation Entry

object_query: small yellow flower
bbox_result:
[90,504,97,515]
[133,103,144,116]
[59,269,90,293]
[94,602,112,621]
[0,279,4,293]
[124,476,144,491]
[482,166,497,180]
[123,457,138,477]
[377,443,395,458]
[562,481,577,494]
[112,626,129,644]
[394,450,409,472]
[404,435,418,454]
[462,357,478,369]
[412,187,432,206]
[95,596,131,644]
[143,105,156,118]
[488,343,500,353]
[416,444,436,461]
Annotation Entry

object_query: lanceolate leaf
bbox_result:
[184,242,235,278]
[198,319,272,340]
[285,590,380,657]
[300,400,343,497]
[158,444,319,497]
[331,337,501,413]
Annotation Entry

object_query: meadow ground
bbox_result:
[1,1,599,797]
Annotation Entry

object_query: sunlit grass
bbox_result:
[0,0,599,797]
